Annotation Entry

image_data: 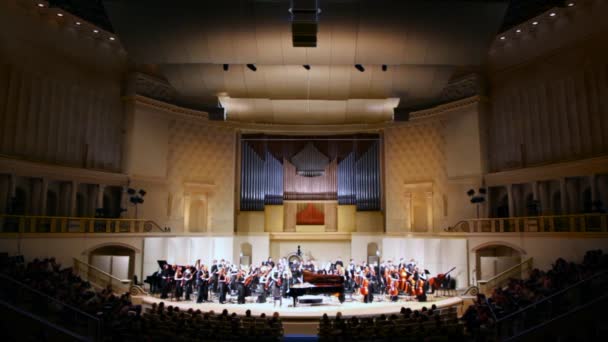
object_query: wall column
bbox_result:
[183,194,191,232]
[96,184,106,215]
[40,178,48,216]
[404,192,412,232]
[560,178,568,214]
[590,174,598,204]
[425,191,434,232]
[69,181,78,216]
[506,184,514,217]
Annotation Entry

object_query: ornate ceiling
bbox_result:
[103,0,509,124]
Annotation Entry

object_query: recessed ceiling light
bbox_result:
[516,29,522,33]
[76,21,81,25]
[57,13,63,17]
[93,29,99,33]
[109,37,115,41]
[568,2,575,7]
[37,3,45,7]
[549,12,556,17]
[532,21,539,25]
[500,36,506,40]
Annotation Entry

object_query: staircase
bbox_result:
[72,258,136,295]
[477,258,534,296]
[0,273,102,341]
[495,270,608,341]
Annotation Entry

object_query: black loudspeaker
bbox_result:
[393,108,410,121]
[291,0,318,47]
[208,107,226,121]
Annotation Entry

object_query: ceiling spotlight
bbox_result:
[93,29,99,33]
[37,3,45,7]
[549,12,556,17]
[355,64,365,72]
[246,64,257,72]
[382,64,388,72]
[76,21,81,25]
[57,13,63,17]
[303,64,311,70]
[109,37,115,41]
[532,21,539,26]
[223,64,229,71]
[516,29,522,33]
[500,36,506,40]
[568,2,575,7]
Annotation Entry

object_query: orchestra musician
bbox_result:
[270,265,283,307]
[218,268,228,304]
[160,263,172,299]
[235,269,246,304]
[196,264,210,303]
[183,265,194,301]
[174,266,184,301]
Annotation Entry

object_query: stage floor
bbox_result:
[138,294,464,320]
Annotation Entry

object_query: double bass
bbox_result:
[428,267,456,294]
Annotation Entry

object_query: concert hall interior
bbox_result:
[1,0,608,341]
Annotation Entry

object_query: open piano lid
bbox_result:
[157,260,168,269]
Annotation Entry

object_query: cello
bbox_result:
[428,267,455,294]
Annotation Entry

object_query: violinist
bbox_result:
[218,267,228,304]
[196,264,210,303]
[270,265,283,308]
[174,266,184,301]
[183,265,193,301]
[235,268,246,304]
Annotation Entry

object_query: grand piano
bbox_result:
[289,270,345,307]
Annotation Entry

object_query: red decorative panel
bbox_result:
[296,203,325,225]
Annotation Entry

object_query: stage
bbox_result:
[137,294,464,320]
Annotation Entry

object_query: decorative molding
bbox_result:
[183,181,216,194]
[127,72,176,102]
[484,155,608,187]
[0,155,128,186]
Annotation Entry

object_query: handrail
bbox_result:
[0,271,102,340]
[445,213,608,234]
[504,291,608,341]
[497,269,608,323]
[477,257,533,295]
[73,258,131,294]
[0,298,90,341]
[0,272,99,321]
[0,213,168,234]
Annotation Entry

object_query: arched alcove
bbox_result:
[88,244,136,281]
[474,243,523,282]
[188,198,207,232]
[76,193,86,217]
[12,187,27,215]
[46,190,58,216]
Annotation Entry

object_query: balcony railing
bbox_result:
[72,258,132,295]
[478,258,533,296]
[0,214,166,234]
[446,213,608,234]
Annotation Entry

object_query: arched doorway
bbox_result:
[240,242,252,266]
[474,243,523,282]
[88,244,136,281]
[367,242,379,265]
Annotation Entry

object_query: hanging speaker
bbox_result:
[208,107,226,121]
[393,108,410,122]
[291,0,319,47]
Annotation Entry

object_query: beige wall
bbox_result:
[0,0,126,172]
